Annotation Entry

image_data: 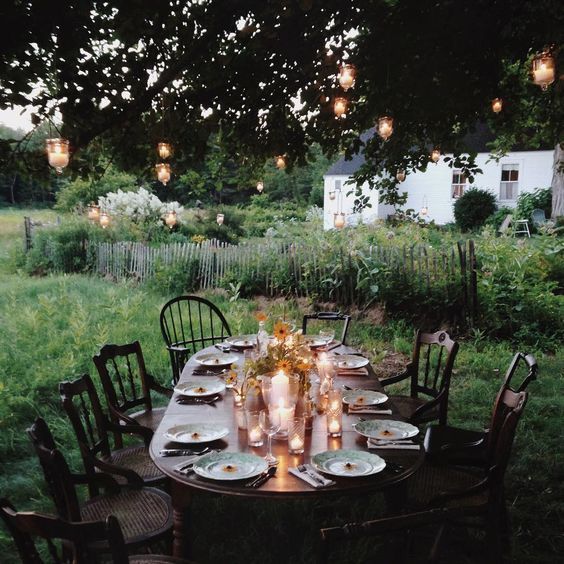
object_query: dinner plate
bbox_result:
[312,450,386,477]
[336,355,369,369]
[174,378,226,397]
[194,352,239,367]
[302,336,327,348]
[353,420,419,441]
[342,390,388,406]
[225,335,257,349]
[164,423,229,444]
[193,452,268,481]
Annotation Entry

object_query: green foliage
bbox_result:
[453,188,498,231]
[146,258,200,295]
[486,206,514,230]
[514,187,552,222]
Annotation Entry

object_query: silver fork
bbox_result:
[297,464,326,486]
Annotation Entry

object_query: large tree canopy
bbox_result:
[0,1,562,210]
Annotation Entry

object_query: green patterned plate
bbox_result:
[164,423,229,444]
[193,452,268,481]
[312,450,386,477]
[174,378,226,397]
[342,390,388,406]
[353,420,419,441]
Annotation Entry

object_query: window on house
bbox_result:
[451,170,467,199]
[335,179,341,191]
[500,164,519,200]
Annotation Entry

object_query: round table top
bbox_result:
[149,343,424,499]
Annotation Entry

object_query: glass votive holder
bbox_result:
[327,388,342,412]
[235,406,247,430]
[233,389,244,407]
[303,397,314,430]
[246,411,264,447]
[326,389,343,437]
[288,417,306,454]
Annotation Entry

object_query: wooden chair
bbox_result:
[160,295,231,384]
[302,311,352,345]
[424,352,537,467]
[26,417,173,553]
[0,500,191,564]
[380,330,459,425]
[318,507,465,564]
[59,374,165,492]
[406,390,529,563]
[93,341,171,435]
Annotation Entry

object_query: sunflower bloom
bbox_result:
[273,321,290,341]
[255,311,268,323]
[277,359,292,372]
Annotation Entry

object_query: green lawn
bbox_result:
[0,209,562,562]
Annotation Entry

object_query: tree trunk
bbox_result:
[10,173,17,204]
[551,142,564,220]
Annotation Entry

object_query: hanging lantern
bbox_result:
[338,64,356,91]
[333,212,346,229]
[396,170,406,182]
[157,142,172,159]
[377,116,394,141]
[329,190,336,201]
[431,148,441,163]
[420,206,428,216]
[216,213,225,226]
[164,210,177,229]
[334,97,348,118]
[275,155,286,169]
[531,50,555,91]
[46,138,70,174]
[491,98,503,114]
[87,204,100,222]
[257,181,264,193]
[99,212,110,229]
[155,163,171,185]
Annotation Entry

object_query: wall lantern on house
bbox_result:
[87,204,100,222]
[157,142,172,160]
[431,148,441,163]
[531,50,555,91]
[491,98,503,113]
[333,212,346,229]
[165,210,177,229]
[156,163,171,185]
[338,64,356,91]
[275,155,287,169]
[99,212,110,229]
[216,213,225,226]
[334,97,348,118]
[377,116,394,141]
[46,138,70,174]
[329,190,336,200]
[257,180,264,193]
[396,169,406,182]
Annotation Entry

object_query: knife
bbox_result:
[160,447,210,457]
[245,466,276,488]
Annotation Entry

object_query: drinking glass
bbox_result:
[246,411,264,447]
[259,409,280,465]
[319,329,335,346]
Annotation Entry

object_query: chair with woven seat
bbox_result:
[302,311,352,345]
[424,352,537,467]
[160,295,232,384]
[406,389,529,563]
[93,341,172,439]
[60,374,165,492]
[0,499,191,564]
[27,417,173,553]
[380,330,459,425]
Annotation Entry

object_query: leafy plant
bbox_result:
[453,188,498,232]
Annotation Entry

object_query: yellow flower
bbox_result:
[277,359,292,372]
[224,370,238,387]
[255,311,268,323]
[273,321,290,341]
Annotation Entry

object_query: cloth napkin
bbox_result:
[348,407,393,415]
[173,455,200,474]
[367,439,420,451]
[288,465,336,488]
[337,367,369,377]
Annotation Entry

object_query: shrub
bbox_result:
[453,188,497,231]
[486,206,513,230]
[515,187,552,223]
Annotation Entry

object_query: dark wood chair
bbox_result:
[26,417,173,553]
[93,341,171,436]
[318,507,465,564]
[302,311,352,345]
[406,389,529,563]
[59,374,165,491]
[424,352,538,467]
[0,499,191,564]
[160,295,232,384]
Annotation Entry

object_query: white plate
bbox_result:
[336,355,369,369]
[164,423,229,444]
[225,335,256,349]
[353,420,419,441]
[174,378,226,397]
[193,452,268,481]
[312,450,386,477]
[302,336,327,348]
[194,352,239,367]
[342,390,388,406]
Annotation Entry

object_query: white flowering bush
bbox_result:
[98,187,183,224]
[305,205,323,222]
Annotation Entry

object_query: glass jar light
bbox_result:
[156,163,171,185]
[431,148,441,163]
[334,212,346,229]
[257,180,264,193]
[46,138,70,174]
[216,213,225,226]
[275,155,286,169]
[87,204,100,222]
[491,98,503,114]
[334,97,348,118]
[157,142,172,159]
[165,210,177,229]
[396,169,406,182]
[99,212,110,229]
[338,64,356,91]
[531,50,555,91]
[377,116,394,141]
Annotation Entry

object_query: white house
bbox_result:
[323,128,553,228]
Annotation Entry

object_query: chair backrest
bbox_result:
[93,341,152,425]
[27,418,82,523]
[59,375,114,494]
[498,214,513,233]
[302,312,352,345]
[0,499,129,564]
[531,208,547,226]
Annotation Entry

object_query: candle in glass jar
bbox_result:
[328,418,341,434]
[249,426,262,443]
[533,67,554,85]
[271,370,289,405]
[289,435,304,451]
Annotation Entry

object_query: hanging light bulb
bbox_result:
[420,196,429,217]
[157,142,172,159]
[338,64,356,91]
[431,148,441,163]
[87,204,100,222]
[491,98,503,113]
[334,212,346,229]
[164,210,177,229]
[329,190,336,201]
[256,181,264,193]
[396,170,406,182]
[46,138,70,174]
[99,212,110,229]
[333,97,348,118]
[155,163,171,185]
[377,116,394,141]
[531,50,555,91]
[275,155,286,169]
[216,213,225,226]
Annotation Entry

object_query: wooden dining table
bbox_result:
[149,343,424,557]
